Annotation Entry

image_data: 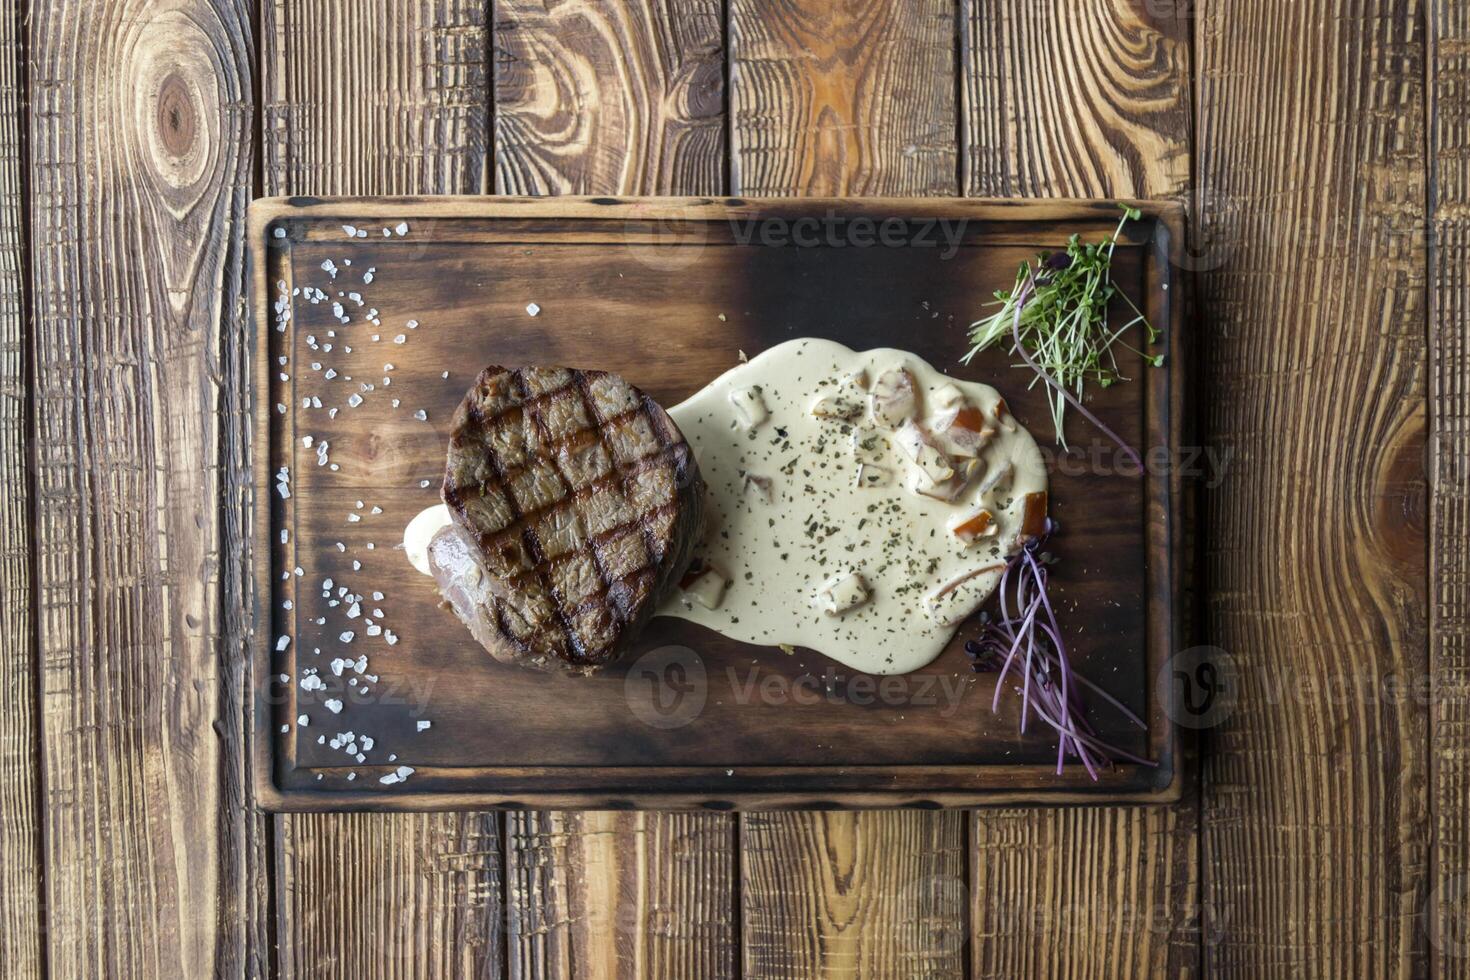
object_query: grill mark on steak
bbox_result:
[438,364,702,672]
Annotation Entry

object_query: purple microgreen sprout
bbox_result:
[965,518,1154,778]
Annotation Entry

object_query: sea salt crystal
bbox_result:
[343,225,358,237]
[275,635,291,652]
[413,409,427,421]
[384,631,398,646]
[416,721,432,732]
[273,227,286,239]
[526,302,540,317]
[395,222,409,236]
[339,631,355,643]
[393,334,406,345]
[325,699,344,714]
[406,319,418,330]
[297,715,308,726]
[347,513,361,523]
[347,394,363,408]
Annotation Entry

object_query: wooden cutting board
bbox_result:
[248,197,1185,810]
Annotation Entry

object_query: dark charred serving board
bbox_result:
[248,197,1185,810]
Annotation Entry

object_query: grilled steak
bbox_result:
[429,365,704,674]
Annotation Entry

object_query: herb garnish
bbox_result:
[966,519,1153,778]
[962,204,1158,469]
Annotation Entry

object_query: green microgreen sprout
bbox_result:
[962,204,1160,463]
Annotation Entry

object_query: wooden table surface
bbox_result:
[0,1,1463,977]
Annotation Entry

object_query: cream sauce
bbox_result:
[402,339,1047,676]
[659,339,1047,675]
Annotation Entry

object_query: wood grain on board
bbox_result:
[0,0,41,972]
[28,0,260,976]
[1431,0,1470,972]
[727,1,966,974]
[1196,0,1430,976]
[492,7,737,974]
[493,0,725,195]
[261,2,502,976]
[960,2,1200,977]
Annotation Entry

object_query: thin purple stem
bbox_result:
[1011,271,1144,475]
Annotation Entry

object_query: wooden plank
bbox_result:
[263,0,491,196]
[959,2,1200,976]
[727,2,967,975]
[491,5,737,975]
[1195,0,1430,975]
[0,0,41,972]
[28,0,261,975]
[962,0,1191,198]
[729,0,959,197]
[741,812,968,979]
[1430,0,1470,972]
[261,2,504,977]
[493,0,725,195]
[970,805,1200,978]
[276,813,504,979]
[506,812,735,979]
